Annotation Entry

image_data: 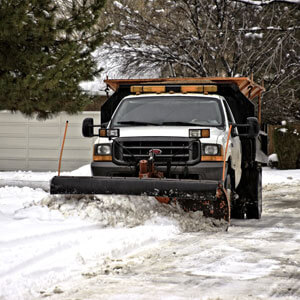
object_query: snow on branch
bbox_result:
[231,0,300,5]
[100,0,300,123]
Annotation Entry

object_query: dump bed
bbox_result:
[102,77,265,125]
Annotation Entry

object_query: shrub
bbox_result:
[273,123,300,169]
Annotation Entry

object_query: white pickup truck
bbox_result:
[51,78,268,222]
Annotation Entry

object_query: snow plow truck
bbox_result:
[50,77,268,222]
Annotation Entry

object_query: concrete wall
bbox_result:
[0,111,100,171]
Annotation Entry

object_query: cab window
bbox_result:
[223,100,239,135]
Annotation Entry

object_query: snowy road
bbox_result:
[41,183,300,300]
[0,168,300,300]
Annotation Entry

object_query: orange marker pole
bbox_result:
[58,121,69,176]
[222,125,233,183]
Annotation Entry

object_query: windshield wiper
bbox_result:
[117,121,159,126]
[160,121,201,126]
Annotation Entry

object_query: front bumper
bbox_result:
[91,161,224,181]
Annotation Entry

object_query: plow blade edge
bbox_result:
[50,176,218,195]
[50,176,230,221]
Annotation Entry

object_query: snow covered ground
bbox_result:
[0,167,299,300]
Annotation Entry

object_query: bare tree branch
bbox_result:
[231,0,300,6]
[100,0,300,123]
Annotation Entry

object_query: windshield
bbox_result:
[110,96,224,127]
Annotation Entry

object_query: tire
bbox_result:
[231,202,246,219]
[231,205,245,219]
[228,172,246,219]
[246,166,262,219]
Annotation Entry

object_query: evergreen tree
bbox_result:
[0,0,106,119]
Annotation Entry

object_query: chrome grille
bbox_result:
[113,138,200,165]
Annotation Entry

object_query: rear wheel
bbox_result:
[246,166,262,219]
[231,204,245,219]
[235,164,262,219]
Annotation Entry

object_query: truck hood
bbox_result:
[116,126,225,144]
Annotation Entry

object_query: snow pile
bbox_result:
[0,165,92,191]
[0,170,55,182]
[263,167,300,185]
[41,194,227,233]
[0,186,180,300]
[0,164,91,184]
[69,164,92,176]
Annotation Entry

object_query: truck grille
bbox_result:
[113,138,200,165]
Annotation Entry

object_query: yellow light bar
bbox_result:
[204,85,218,93]
[181,85,204,93]
[131,86,143,93]
[181,85,217,94]
[93,155,112,162]
[130,85,217,94]
[143,86,166,93]
[130,85,166,94]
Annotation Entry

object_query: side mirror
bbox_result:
[82,118,94,137]
[247,117,260,138]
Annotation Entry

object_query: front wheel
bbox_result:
[235,164,262,219]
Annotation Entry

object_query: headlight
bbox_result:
[189,129,210,138]
[95,144,111,155]
[99,129,119,138]
[107,129,119,137]
[203,144,219,155]
[189,129,202,138]
[201,144,223,162]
